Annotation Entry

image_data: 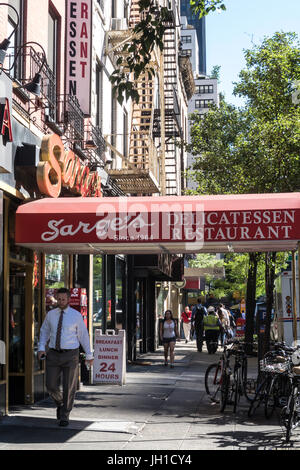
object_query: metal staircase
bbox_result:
[106,0,161,195]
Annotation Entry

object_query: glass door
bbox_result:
[9,263,26,405]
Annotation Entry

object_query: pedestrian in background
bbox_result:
[204,306,221,354]
[191,299,207,352]
[217,305,230,345]
[160,310,180,368]
[181,306,192,343]
[38,287,93,427]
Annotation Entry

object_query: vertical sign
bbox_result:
[66,0,92,116]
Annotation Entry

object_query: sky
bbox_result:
[205,0,300,107]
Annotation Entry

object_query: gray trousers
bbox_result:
[46,348,79,421]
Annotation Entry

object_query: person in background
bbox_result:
[217,306,230,345]
[204,306,221,354]
[181,306,192,343]
[38,288,93,427]
[160,310,180,368]
[191,299,207,352]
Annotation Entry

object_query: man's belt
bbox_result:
[50,348,78,353]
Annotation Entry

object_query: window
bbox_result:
[95,63,103,128]
[196,84,214,94]
[48,11,58,75]
[47,6,60,122]
[7,0,23,79]
[195,99,214,109]
[111,92,117,163]
[181,49,192,57]
[123,110,128,158]
[181,35,192,44]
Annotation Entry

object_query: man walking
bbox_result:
[204,306,221,354]
[38,288,93,427]
[191,299,207,352]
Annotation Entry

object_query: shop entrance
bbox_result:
[9,263,29,405]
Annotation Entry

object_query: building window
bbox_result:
[196,84,214,94]
[111,92,117,163]
[181,35,192,44]
[48,11,58,75]
[7,0,23,79]
[195,99,214,109]
[181,49,192,57]
[95,63,103,128]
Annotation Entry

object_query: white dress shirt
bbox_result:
[38,306,93,360]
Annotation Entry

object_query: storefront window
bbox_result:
[93,256,103,336]
[45,254,69,288]
[45,254,69,311]
[116,257,125,330]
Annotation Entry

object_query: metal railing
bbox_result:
[57,94,85,144]
[5,45,56,117]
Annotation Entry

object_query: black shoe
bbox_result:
[59,420,69,427]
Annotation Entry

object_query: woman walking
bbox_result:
[160,310,180,368]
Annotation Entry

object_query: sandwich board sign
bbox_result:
[93,329,126,385]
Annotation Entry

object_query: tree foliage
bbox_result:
[187,32,300,194]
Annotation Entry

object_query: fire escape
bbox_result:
[105,0,161,195]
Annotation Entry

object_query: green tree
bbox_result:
[186,32,300,354]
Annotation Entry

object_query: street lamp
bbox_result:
[0,2,20,67]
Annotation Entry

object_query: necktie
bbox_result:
[55,310,64,350]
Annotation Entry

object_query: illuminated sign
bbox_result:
[66,0,92,115]
[36,133,102,198]
[0,98,13,142]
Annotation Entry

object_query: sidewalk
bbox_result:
[0,340,297,451]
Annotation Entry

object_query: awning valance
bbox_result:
[15,193,300,254]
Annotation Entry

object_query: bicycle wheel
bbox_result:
[248,376,269,418]
[286,395,296,443]
[285,387,299,443]
[233,368,242,413]
[242,356,256,402]
[205,363,221,401]
[264,375,277,419]
[220,371,230,412]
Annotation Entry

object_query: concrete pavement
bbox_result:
[0,340,298,452]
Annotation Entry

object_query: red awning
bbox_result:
[15,193,300,254]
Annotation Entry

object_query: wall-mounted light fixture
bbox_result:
[2,41,47,98]
[0,3,20,67]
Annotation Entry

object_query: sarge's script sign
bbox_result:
[37,134,102,198]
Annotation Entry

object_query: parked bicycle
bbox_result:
[280,349,300,443]
[205,339,253,413]
[248,343,295,419]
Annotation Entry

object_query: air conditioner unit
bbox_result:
[111,18,128,30]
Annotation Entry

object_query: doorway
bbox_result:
[8,262,33,406]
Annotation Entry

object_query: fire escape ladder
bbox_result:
[107,0,160,195]
[163,25,179,196]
